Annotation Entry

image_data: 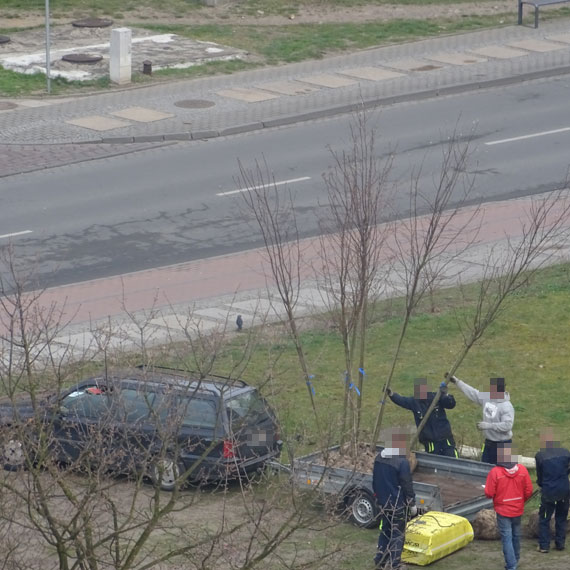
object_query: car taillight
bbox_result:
[223,440,235,459]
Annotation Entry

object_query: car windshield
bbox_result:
[226,390,269,428]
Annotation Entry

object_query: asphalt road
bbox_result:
[2,75,570,289]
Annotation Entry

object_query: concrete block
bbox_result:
[191,129,219,140]
[218,122,263,136]
[164,132,191,141]
[101,136,135,143]
[110,27,132,85]
[133,135,165,143]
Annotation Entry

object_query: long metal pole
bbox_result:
[45,0,51,94]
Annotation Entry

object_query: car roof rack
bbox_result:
[135,364,248,388]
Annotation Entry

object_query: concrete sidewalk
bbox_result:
[1,19,570,153]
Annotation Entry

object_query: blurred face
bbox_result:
[540,428,559,449]
[490,382,503,400]
[414,382,429,400]
[497,445,512,464]
[389,432,408,452]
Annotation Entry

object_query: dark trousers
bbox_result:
[374,507,407,569]
[423,438,458,458]
[482,438,512,464]
[539,495,569,550]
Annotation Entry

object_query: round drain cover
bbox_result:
[0,102,17,111]
[72,18,114,28]
[62,53,103,64]
[174,99,216,109]
[0,35,11,44]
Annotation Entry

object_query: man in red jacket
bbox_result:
[484,443,533,570]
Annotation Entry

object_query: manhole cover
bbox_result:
[62,53,103,64]
[72,18,114,28]
[174,99,216,109]
[0,102,17,111]
[0,35,11,44]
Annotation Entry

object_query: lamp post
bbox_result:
[45,0,51,94]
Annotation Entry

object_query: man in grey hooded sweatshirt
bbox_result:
[446,375,514,464]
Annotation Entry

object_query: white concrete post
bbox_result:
[109,27,132,85]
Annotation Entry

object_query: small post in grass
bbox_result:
[45,0,51,94]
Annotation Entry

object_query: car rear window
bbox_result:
[226,390,270,428]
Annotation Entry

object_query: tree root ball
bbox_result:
[409,451,417,473]
[473,509,500,540]
[525,510,570,538]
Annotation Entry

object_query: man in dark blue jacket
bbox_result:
[535,428,570,553]
[388,378,458,458]
[373,428,416,570]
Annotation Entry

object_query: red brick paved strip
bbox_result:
[29,191,570,329]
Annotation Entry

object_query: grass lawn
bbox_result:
[197,262,570,458]
[198,261,570,568]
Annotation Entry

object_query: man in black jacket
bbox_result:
[387,378,458,458]
[535,428,570,553]
[373,428,416,570]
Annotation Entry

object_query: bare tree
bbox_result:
[237,158,323,443]
[410,187,570,449]
[317,112,394,453]
[372,128,482,445]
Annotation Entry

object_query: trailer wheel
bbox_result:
[348,490,379,528]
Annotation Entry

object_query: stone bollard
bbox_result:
[109,27,132,85]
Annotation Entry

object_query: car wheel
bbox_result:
[348,490,379,528]
[150,456,183,492]
[2,438,26,471]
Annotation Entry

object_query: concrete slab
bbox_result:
[547,33,570,44]
[469,45,529,59]
[257,80,320,96]
[231,298,275,315]
[298,74,358,88]
[193,307,235,322]
[425,53,487,65]
[339,67,405,81]
[507,39,566,53]
[150,313,222,333]
[110,107,174,122]
[216,87,280,103]
[112,322,163,341]
[66,115,131,131]
[384,58,443,72]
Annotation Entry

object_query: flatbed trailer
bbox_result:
[290,446,493,527]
